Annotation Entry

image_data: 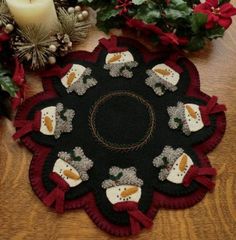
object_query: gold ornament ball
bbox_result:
[48,56,56,65]
[75,6,81,12]
[68,7,75,14]
[82,10,89,18]
[78,13,84,21]
[5,24,14,33]
[49,44,57,53]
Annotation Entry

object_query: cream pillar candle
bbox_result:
[6,0,58,32]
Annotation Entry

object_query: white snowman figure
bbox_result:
[61,64,97,95]
[153,146,194,184]
[145,63,181,96]
[53,147,94,187]
[40,103,75,139]
[102,167,143,204]
[13,102,75,140]
[167,101,204,136]
[104,51,138,78]
[102,166,153,234]
[100,36,138,78]
[43,147,93,213]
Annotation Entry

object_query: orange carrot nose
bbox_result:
[67,71,76,86]
[179,154,188,172]
[108,54,122,64]
[186,105,197,119]
[44,116,53,132]
[63,170,81,180]
[154,68,170,76]
[120,186,138,198]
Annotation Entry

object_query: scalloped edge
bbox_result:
[14,37,226,237]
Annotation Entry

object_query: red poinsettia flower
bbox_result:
[194,0,236,29]
[127,19,188,46]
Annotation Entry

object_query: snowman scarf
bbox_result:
[113,201,153,235]
[43,172,70,214]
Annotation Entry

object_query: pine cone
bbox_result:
[56,33,73,56]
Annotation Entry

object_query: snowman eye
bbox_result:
[118,188,121,191]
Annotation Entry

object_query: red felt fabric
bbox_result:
[99,36,128,53]
[42,172,70,213]
[113,202,153,235]
[183,165,217,191]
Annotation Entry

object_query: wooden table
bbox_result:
[1,19,236,240]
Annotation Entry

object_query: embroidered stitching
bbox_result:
[88,91,156,152]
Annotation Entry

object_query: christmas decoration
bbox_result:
[78,0,236,51]
[0,0,92,118]
[13,37,226,236]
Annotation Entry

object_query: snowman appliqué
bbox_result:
[43,147,93,213]
[102,167,152,235]
[100,36,138,78]
[167,96,226,135]
[61,64,97,95]
[14,102,75,140]
[145,63,181,96]
[153,146,217,190]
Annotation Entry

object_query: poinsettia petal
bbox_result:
[207,0,219,8]
[220,3,236,17]
[218,17,232,29]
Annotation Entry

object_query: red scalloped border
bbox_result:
[14,37,226,237]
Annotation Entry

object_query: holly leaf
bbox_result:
[191,13,208,33]
[135,4,161,23]
[132,0,146,5]
[165,0,192,20]
[187,35,205,51]
[0,64,18,97]
[206,26,225,39]
[97,5,119,21]
[109,172,123,181]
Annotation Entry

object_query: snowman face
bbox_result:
[61,64,86,88]
[53,159,82,187]
[105,51,134,64]
[167,153,193,184]
[106,185,141,204]
[152,64,180,85]
[40,106,57,135]
[184,104,204,132]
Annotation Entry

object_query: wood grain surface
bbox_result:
[1,16,236,240]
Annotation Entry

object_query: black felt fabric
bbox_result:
[25,39,218,226]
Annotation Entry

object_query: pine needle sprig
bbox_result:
[57,8,91,43]
[12,25,57,70]
[0,0,12,26]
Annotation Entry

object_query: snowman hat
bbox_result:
[58,147,93,181]
[13,102,75,140]
[100,36,128,53]
[153,146,184,181]
[102,166,143,189]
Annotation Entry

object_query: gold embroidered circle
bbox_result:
[88,91,156,152]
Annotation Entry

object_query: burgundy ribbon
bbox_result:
[40,64,73,78]
[99,36,128,53]
[13,111,41,140]
[113,201,153,235]
[183,165,217,191]
[43,172,70,214]
[199,96,226,126]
